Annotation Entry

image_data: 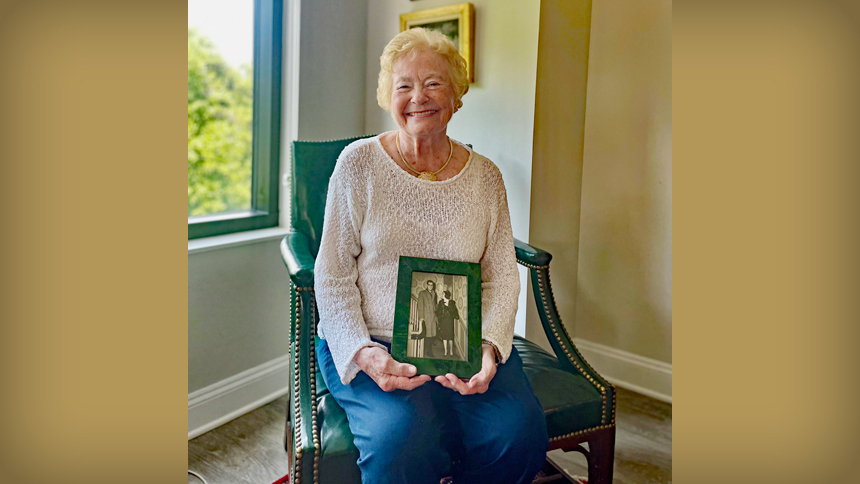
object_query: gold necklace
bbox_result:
[396,131,453,181]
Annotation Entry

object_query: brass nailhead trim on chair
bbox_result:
[519,260,550,270]
[549,424,615,443]
[291,286,319,484]
[310,295,320,484]
[535,268,615,425]
[612,389,617,424]
[549,424,615,442]
[292,285,302,484]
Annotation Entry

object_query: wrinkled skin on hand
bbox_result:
[354,346,432,392]
[434,344,497,395]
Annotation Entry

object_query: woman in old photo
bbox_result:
[435,289,459,357]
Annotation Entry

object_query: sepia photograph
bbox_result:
[391,256,482,379]
[407,272,468,361]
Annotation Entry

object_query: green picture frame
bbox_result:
[391,256,482,378]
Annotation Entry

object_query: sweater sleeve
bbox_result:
[478,164,520,364]
[314,150,386,384]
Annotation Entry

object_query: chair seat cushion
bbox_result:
[312,335,605,475]
[512,336,604,438]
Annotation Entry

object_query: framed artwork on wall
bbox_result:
[400,2,475,82]
[391,256,482,379]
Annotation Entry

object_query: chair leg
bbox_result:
[586,427,616,484]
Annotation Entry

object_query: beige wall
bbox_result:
[528,0,672,365]
[188,239,292,392]
[526,0,593,350]
[364,0,541,336]
[576,0,672,363]
[297,0,368,140]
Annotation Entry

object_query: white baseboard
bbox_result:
[188,354,291,440]
[572,338,672,403]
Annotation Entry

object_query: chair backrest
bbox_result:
[290,135,375,257]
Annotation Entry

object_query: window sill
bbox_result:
[188,226,292,255]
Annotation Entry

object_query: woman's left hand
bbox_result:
[435,344,497,395]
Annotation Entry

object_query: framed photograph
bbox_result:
[400,2,475,82]
[391,256,482,378]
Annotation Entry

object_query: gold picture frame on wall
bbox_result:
[400,2,475,82]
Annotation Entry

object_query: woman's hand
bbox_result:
[435,344,497,395]
[354,346,431,392]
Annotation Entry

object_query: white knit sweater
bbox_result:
[314,134,520,384]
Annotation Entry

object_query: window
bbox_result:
[187,0,283,239]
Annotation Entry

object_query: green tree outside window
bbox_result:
[187,0,282,240]
[187,28,253,217]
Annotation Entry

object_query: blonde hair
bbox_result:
[376,27,469,112]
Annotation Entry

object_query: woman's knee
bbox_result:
[478,395,548,476]
[357,425,448,484]
[365,408,435,451]
[351,397,448,482]
[457,399,547,484]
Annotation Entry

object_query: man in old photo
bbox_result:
[417,279,438,357]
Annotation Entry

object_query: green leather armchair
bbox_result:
[280,136,616,484]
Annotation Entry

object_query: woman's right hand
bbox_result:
[354,346,431,392]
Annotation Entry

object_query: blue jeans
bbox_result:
[317,338,548,484]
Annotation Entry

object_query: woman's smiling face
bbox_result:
[390,48,456,140]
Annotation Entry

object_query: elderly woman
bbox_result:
[314,28,548,484]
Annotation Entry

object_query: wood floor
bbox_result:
[188,395,290,484]
[188,387,671,484]
[547,388,672,484]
